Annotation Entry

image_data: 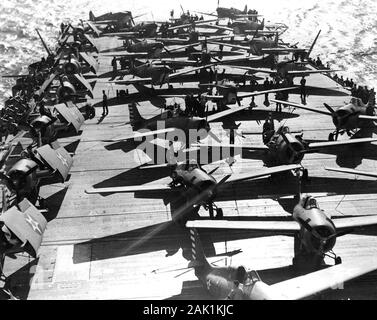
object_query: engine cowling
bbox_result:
[57,81,76,101]
[63,59,81,75]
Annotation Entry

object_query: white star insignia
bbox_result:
[25,213,42,235]
[56,152,69,168]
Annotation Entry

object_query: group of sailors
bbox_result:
[184,94,207,117]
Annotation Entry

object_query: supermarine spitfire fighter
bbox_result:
[186,228,377,300]
[272,95,377,140]
[86,159,301,218]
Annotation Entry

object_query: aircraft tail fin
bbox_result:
[307,30,321,59]
[189,228,210,268]
[128,103,145,130]
[89,11,95,21]
[260,18,265,30]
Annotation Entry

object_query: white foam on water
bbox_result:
[0,0,376,104]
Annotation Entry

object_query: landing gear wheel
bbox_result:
[335,256,342,265]
[328,133,334,141]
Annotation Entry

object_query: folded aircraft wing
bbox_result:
[35,143,73,182]
[271,256,377,300]
[1,199,47,258]
[270,99,332,116]
[325,167,377,179]
[84,34,97,48]
[73,73,94,98]
[308,137,377,149]
[35,71,58,97]
[86,21,102,37]
[103,127,177,142]
[85,183,172,194]
[79,52,99,73]
[54,102,85,133]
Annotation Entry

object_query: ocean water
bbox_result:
[0,0,376,104]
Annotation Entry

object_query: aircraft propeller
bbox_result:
[297,216,353,254]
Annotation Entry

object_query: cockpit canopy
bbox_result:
[350,97,364,107]
[303,196,319,210]
[183,159,199,171]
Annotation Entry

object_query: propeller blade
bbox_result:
[208,130,222,143]
[236,95,241,106]
[323,103,336,115]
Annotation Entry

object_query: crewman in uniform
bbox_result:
[102,90,109,116]
[111,56,118,78]
[300,76,307,104]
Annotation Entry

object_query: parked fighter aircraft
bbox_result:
[208,32,279,56]
[194,122,377,166]
[196,3,261,20]
[272,95,377,140]
[159,82,295,108]
[187,178,377,269]
[187,227,377,300]
[0,198,47,286]
[0,141,73,204]
[86,159,301,218]
[104,87,295,143]
[88,11,135,27]
[110,60,218,87]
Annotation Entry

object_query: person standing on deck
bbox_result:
[111,57,118,78]
[102,90,109,116]
[300,76,307,104]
